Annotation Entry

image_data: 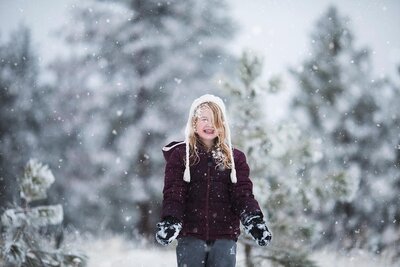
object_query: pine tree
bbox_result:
[0,25,50,210]
[0,159,86,267]
[49,0,235,236]
[291,6,400,254]
[222,51,344,267]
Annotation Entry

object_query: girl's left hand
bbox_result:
[242,212,272,246]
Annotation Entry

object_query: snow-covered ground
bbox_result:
[81,236,397,267]
[310,249,396,267]
[81,236,176,267]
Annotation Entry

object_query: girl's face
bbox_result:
[195,106,218,147]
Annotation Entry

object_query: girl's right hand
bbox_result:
[155,216,182,246]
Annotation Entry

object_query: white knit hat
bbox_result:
[183,94,237,183]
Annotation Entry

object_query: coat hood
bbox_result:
[162,141,185,162]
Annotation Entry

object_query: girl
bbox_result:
[156,94,271,267]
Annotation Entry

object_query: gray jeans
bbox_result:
[176,237,237,267]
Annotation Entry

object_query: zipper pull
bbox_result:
[207,155,213,166]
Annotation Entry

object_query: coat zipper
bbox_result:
[205,155,212,240]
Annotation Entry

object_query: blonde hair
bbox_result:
[187,102,233,169]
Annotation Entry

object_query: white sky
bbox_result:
[228,0,400,80]
[1,0,399,74]
[1,0,399,120]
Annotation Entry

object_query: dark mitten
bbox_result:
[242,212,272,246]
[155,216,182,246]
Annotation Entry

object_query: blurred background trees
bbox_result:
[290,6,400,254]
[0,25,52,209]
[0,1,399,266]
[1,0,236,237]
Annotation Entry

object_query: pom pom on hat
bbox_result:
[184,94,237,183]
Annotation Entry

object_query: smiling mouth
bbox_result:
[204,129,215,134]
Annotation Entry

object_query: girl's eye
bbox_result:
[201,117,208,122]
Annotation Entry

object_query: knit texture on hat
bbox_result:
[183,94,237,183]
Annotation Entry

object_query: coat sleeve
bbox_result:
[230,150,262,219]
[161,147,187,222]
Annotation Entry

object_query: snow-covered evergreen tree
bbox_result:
[291,6,400,254]
[49,0,235,236]
[0,159,86,267]
[0,25,50,210]
[222,51,346,267]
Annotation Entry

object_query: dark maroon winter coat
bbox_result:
[161,141,262,241]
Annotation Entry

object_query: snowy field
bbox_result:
[81,236,397,267]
